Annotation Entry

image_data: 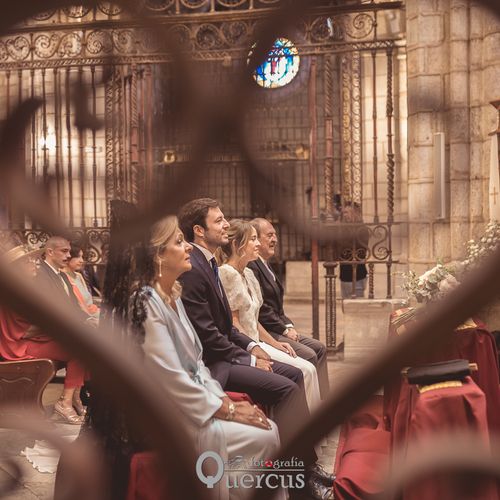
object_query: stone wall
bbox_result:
[406,0,500,275]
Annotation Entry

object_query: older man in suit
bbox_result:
[178,199,334,499]
[37,236,96,325]
[250,218,330,399]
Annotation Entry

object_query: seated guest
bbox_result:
[0,244,86,424]
[178,198,334,499]
[62,244,100,319]
[250,218,330,399]
[36,236,96,326]
[218,219,321,412]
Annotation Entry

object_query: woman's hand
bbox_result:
[233,402,272,430]
[273,341,297,358]
[215,398,271,430]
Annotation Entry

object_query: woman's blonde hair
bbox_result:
[150,215,183,303]
[216,219,255,265]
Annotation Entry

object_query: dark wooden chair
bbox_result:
[0,358,56,415]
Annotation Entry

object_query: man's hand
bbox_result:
[256,359,274,372]
[284,328,299,342]
[251,345,271,361]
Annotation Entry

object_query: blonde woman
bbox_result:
[217,220,321,413]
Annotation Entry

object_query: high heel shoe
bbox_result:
[72,397,87,417]
[54,400,84,425]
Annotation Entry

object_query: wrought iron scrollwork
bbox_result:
[0,228,111,264]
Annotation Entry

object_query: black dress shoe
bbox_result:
[306,476,334,500]
[307,463,336,486]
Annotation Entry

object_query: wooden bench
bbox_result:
[0,358,56,415]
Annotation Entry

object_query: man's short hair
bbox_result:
[250,218,269,237]
[178,198,221,242]
[44,236,69,250]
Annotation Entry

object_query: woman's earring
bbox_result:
[158,258,163,278]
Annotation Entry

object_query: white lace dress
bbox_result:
[219,264,321,412]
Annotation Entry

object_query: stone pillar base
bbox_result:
[343,299,406,361]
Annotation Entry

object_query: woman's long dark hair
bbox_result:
[84,200,156,499]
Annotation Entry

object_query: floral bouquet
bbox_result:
[464,221,500,269]
[402,263,460,304]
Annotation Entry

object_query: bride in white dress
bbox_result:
[217,220,321,413]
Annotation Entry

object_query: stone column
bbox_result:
[406,0,500,271]
[406,0,449,273]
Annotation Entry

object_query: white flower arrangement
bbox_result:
[402,263,460,304]
[463,221,500,269]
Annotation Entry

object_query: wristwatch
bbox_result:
[227,402,236,421]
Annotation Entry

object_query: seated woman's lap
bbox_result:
[25,340,86,388]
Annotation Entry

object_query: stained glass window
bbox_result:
[252,38,300,89]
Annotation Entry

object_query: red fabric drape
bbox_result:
[384,312,500,433]
[333,396,390,500]
[398,377,497,500]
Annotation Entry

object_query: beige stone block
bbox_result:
[450,143,470,176]
[450,6,469,40]
[470,178,484,219]
[470,106,484,141]
[449,71,469,106]
[418,14,445,45]
[343,299,406,361]
[447,108,470,143]
[406,0,418,19]
[450,180,470,218]
[469,71,483,104]
[483,66,500,102]
[450,221,469,259]
[470,141,484,178]
[450,41,469,71]
[409,182,435,220]
[433,223,451,260]
[409,222,431,259]
[483,33,500,65]
[426,45,448,74]
[408,145,433,179]
[406,47,426,75]
[412,112,436,146]
[408,75,443,115]
[469,4,484,38]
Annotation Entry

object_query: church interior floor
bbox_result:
[0,299,360,498]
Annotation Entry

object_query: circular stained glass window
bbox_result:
[252,38,300,89]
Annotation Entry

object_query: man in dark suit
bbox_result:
[36,236,95,325]
[250,218,330,399]
[179,199,334,499]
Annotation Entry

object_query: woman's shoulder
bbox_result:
[243,267,259,284]
[219,264,241,281]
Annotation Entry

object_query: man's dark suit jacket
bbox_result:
[248,259,292,340]
[36,260,86,319]
[180,245,253,386]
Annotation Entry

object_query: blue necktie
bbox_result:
[210,257,222,293]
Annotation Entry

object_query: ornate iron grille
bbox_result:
[0,1,499,500]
